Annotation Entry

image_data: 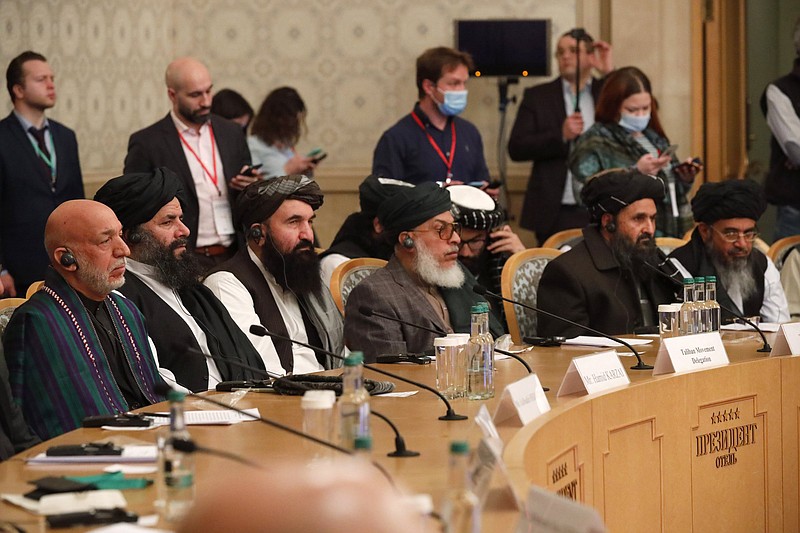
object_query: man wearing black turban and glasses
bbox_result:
[668,179,788,324]
[204,175,345,376]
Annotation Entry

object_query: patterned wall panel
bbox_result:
[1,0,576,185]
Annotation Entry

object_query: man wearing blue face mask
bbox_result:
[371,47,491,186]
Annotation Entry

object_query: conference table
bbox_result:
[0,330,797,532]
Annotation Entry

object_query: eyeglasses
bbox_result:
[458,235,487,252]
[413,222,462,241]
[711,225,759,243]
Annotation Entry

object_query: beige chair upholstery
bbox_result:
[541,228,583,251]
[501,248,562,344]
[655,237,688,255]
[330,258,387,315]
[0,298,26,339]
[768,235,800,270]
[25,281,44,299]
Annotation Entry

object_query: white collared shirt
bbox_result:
[126,258,223,389]
[170,111,233,247]
[203,247,324,376]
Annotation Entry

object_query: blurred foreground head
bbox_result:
[177,461,416,533]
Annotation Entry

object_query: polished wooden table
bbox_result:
[0,331,794,532]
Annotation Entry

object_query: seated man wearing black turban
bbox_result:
[204,175,345,376]
[95,168,268,392]
[538,168,678,337]
[344,182,503,362]
[318,174,414,287]
[668,179,788,323]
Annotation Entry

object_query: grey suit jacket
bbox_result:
[344,255,502,362]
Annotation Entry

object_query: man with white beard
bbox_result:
[344,182,503,362]
[669,179,789,324]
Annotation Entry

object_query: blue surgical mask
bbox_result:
[436,89,468,116]
[619,112,651,133]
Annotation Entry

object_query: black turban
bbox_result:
[377,182,452,234]
[448,185,505,230]
[358,175,414,217]
[236,174,324,228]
[94,167,187,229]
[691,179,767,224]
[580,168,666,222]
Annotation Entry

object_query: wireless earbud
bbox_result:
[60,251,78,269]
[605,221,616,233]
[402,235,415,249]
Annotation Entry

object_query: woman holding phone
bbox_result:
[248,87,320,179]
[568,66,701,237]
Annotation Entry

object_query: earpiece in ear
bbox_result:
[248,225,263,241]
[60,251,78,269]
[605,221,617,233]
[402,236,415,249]
[127,229,143,244]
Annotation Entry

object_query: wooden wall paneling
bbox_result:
[780,356,800,531]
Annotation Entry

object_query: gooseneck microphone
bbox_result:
[249,324,468,421]
[358,305,536,375]
[197,350,420,457]
[153,383,395,487]
[473,284,653,370]
[641,261,772,353]
[170,438,261,468]
[201,350,284,380]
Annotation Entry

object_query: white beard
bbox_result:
[414,240,465,289]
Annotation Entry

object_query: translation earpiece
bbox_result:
[60,251,78,269]
[248,225,263,241]
[402,236,415,249]
[605,221,616,233]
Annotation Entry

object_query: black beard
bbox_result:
[611,232,659,280]
[260,234,322,296]
[458,246,489,277]
[134,231,205,290]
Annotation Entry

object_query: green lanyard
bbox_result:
[30,131,56,179]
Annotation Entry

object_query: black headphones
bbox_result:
[248,225,263,241]
[402,235,414,249]
[60,250,78,269]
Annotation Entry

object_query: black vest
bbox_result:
[761,58,800,206]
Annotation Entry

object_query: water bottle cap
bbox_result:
[683,277,694,284]
[354,435,372,450]
[658,304,676,312]
[706,275,716,282]
[167,390,185,402]
[450,440,469,454]
[694,276,705,282]
[344,351,364,366]
[301,390,336,409]
[470,304,482,314]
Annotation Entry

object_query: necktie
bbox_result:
[28,126,55,186]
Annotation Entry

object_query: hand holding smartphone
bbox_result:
[306,148,327,164]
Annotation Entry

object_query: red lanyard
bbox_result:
[411,111,456,180]
[178,123,219,194]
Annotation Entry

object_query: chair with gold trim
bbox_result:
[541,228,583,251]
[767,235,800,270]
[655,237,688,255]
[500,248,563,344]
[25,281,44,299]
[330,258,387,315]
[0,298,27,339]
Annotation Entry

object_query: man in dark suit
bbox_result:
[123,57,258,271]
[0,51,84,296]
[508,30,613,243]
[537,169,677,337]
[344,183,503,362]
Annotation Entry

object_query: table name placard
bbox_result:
[770,322,800,356]
[557,350,630,397]
[493,373,550,426]
[653,332,728,375]
[515,485,607,533]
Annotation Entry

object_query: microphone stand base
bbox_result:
[630,362,654,370]
[439,413,468,421]
[757,346,772,353]
[388,450,421,458]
